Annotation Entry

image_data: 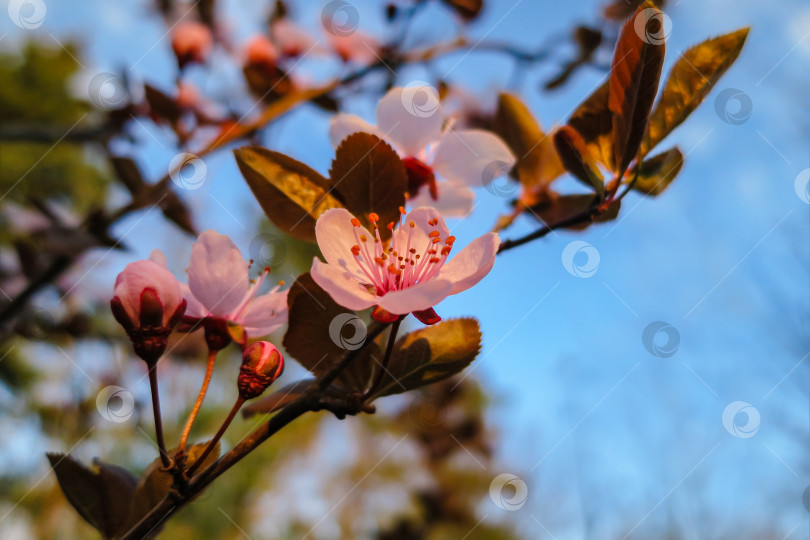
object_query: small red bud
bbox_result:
[237,341,284,400]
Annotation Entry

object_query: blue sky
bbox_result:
[2,0,809,537]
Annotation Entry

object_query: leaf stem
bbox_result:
[148,364,171,469]
[186,397,244,478]
[178,349,218,453]
[364,318,402,400]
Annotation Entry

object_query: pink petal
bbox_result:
[431,129,516,187]
[311,258,377,311]
[241,289,289,337]
[114,260,183,325]
[437,232,499,295]
[376,278,454,314]
[315,208,371,281]
[179,282,208,318]
[149,249,168,267]
[407,180,475,218]
[376,87,443,157]
[329,114,384,148]
[187,230,250,317]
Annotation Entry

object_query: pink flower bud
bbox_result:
[244,35,278,69]
[237,341,284,400]
[111,260,186,363]
[171,22,213,68]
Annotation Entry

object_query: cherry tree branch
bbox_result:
[120,320,390,540]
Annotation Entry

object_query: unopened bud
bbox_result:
[171,22,213,69]
[111,260,186,364]
[237,341,284,400]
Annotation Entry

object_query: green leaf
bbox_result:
[493,92,564,189]
[282,273,380,392]
[372,318,481,398]
[328,132,407,240]
[47,453,137,539]
[631,146,684,195]
[609,1,666,177]
[642,28,750,155]
[235,146,344,242]
[553,126,605,199]
[568,81,615,170]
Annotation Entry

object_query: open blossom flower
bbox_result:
[329,86,516,217]
[171,22,213,68]
[311,207,498,324]
[182,230,288,345]
[111,257,186,363]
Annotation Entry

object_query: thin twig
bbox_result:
[177,349,218,453]
[186,397,244,478]
[120,321,392,540]
[364,318,402,399]
[148,364,171,469]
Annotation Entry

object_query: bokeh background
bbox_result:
[0,0,808,538]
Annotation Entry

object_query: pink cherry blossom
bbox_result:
[183,230,288,338]
[244,34,279,68]
[310,207,498,323]
[328,31,380,64]
[270,19,317,58]
[329,86,516,217]
[111,255,186,362]
[171,22,213,68]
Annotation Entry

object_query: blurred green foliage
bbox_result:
[0,42,108,215]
